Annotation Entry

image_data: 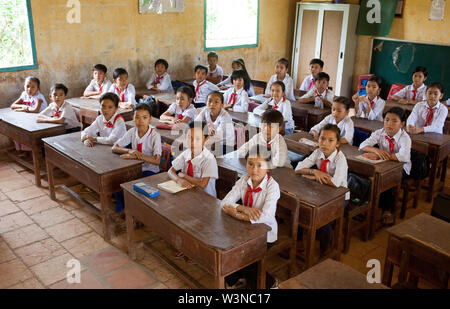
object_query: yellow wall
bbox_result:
[0,0,298,107]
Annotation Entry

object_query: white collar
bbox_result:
[134,125,154,141]
[246,173,270,190]
[102,112,120,123]
[318,148,339,162]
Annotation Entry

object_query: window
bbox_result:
[0,0,38,72]
[204,0,259,51]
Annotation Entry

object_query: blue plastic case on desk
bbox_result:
[133,182,160,198]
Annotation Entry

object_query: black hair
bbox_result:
[385,107,406,122]
[93,64,107,74]
[367,75,382,88]
[427,82,444,94]
[25,76,41,89]
[134,102,152,115]
[314,72,330,82]
[276,58,289,69]
[155,59,169,70]
[176,86,195,99]
[271,81,286,93]
[113,68,128,80]
[413,66,428,78]
[100,92,120,108]
[245,145,272,163]
[189,121,209,137]
[51,83,69,95]
[194,65,208,75]
[333,96,352,110]
[207,51,219,59]
[206,91,224,104]
[231,69,251,91]
[320,124,341,141]
[262,109,284,127]
[310,58,324,68]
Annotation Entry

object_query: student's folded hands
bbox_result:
[222,205,237,217]
[242,207,262,221]
[312,170,332,185]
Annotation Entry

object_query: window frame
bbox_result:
[203,0,260,51]
[0,0,38,73]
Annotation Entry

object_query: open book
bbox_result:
[299,138,319,148]
[354,154,386,164]
[157,180,189,194]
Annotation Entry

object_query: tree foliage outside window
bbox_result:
[0,0,37,72]
[204,0,259,51]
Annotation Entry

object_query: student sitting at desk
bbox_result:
[223,69,250,113]
[206,51,224,85]
[37,84,80,132]
[360,107,411,225]
[218,58,255,97]
[112,103,162,212]
[146,58,174,94]
[160,86,197,125]
[254,81,295,135]
[238,110,291,168]
[81,92,127,147]
[83,64,112,99]
[299,58,324,92]
[298,72,334,108]
[222,145,280,289]
[295,124,349,254]
[264,58,295,101]
[193,65,220,109]
[392,66,428,104]
[108,68,137,109]
[406,82,448,134]
[310,96,354,145]
[352,75,385,121]
[11,76,47,113]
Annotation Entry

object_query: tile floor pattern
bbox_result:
[0,154,447,289]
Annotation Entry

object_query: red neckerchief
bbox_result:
[195,80,206,101]
[105,114,124,128]
[228,91,237,106]
[115,85,126,102]
[155,75,164,85]
[244,175,271,208]
[385,136,395,154]
[425,106,435,126]
[137,128,153,153]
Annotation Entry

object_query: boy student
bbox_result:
[392,66,428,104]
[360,107,411,225]
[193,65,220,109]
[206,51,224,85]
[146,58,174,94]
[108,68,137,109]
[310,96,354,145]
[299,58,324,92]
[238,110,291,168]
[264,58,295,101]
[83,64,112,99]
[37,84,80,132]
[406,82,448,134]
[298,72,334,108]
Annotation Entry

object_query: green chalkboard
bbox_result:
[370,38,450,101]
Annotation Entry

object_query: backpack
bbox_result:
[347,173,372,204]
[139,95,158,117]
[409,149,430,180]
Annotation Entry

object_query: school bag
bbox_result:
[409,149,430,180]
[138,95,158,117]
[347,173,372,204]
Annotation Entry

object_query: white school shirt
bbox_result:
[115,126,162,173]
[359,128,412,175]
[193,80,220,104]
[253,98,295,131]
[19,91,47,112]
[406,101,448,134]
[218,76,256,97]
[166,102,198,124]
[237,132,291,168]
[146,72,174,93]
[81,112,127,145]
[295,148,350,200]
[221,174,280,243]
[207,64,224,80]
[356,96,386,121]
[108,83,137,105]
[84,79,112,95]
[40,101,80,129]
[223,87,249,113]
[310,115,355,145]
[172,148,218,197]
[300,88,335,109]
[265,74,295,101]
[394,84,426,102]
[195,108,235,147]
[299,74,316,92]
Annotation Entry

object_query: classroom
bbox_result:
[0,0,449,293]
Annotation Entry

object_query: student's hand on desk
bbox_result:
[312,170,332,184]
[407,125,423,134]
[302,174,316,181]
[373,149,391,160]
[398,98,408,104]
[177,178,194,189]
[222,205,237,217]
[242,207,262,221]
[128,150,145,160]
[83,139,94,147]
[362,152,380,161]
[120,153,136,160]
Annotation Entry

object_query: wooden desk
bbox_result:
[0,108,66,187]
[134,87,157,98]
[217,152,348,268]
[383,213,450,287]
[121,172,270,289]
[285,132,404,239]
[43,132,143,241]
[279,259,389,289]
[291,101,331,131]
[352,117,384,134]
[385,99,450,122]
[228,111,262,129]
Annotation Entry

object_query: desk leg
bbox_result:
[334,214,343,261]
[46,161,56,201]
[125,209,136,260]
[440,157,448,184]
[427,158,438,203]
[99,193,112,242]
[31,145,41,187]
[392,184,401,225]
[369,187,381,240]
[214,275,225,289]
[257,257,266,289]
[305,228,316,268]
[382,255,394,287]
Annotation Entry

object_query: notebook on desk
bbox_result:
[354,155,386,164]
[157,180,189,194]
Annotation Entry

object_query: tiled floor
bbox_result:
[0,154,447,289]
